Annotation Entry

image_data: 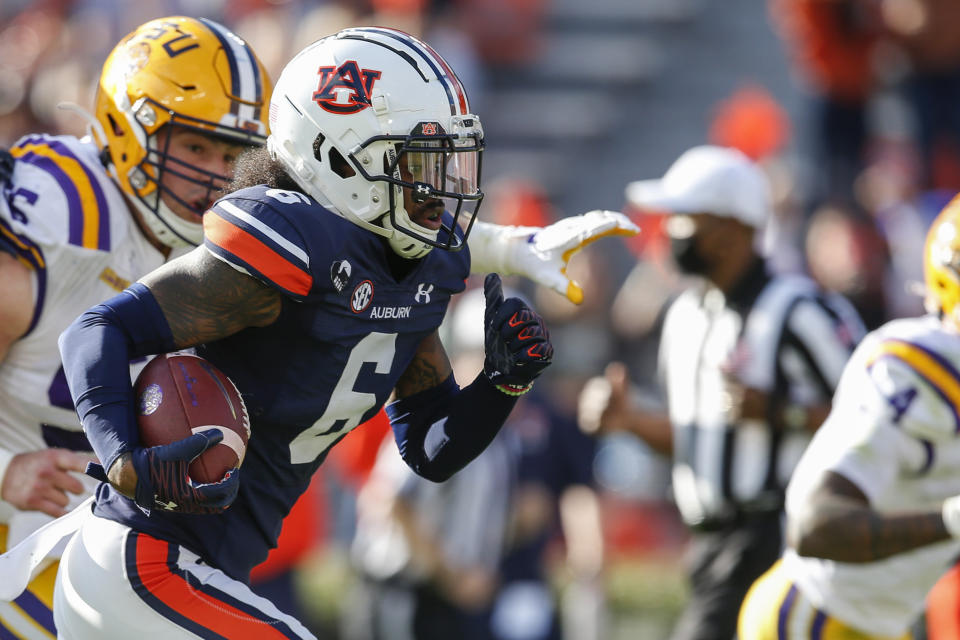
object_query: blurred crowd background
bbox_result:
[4,0,960,638]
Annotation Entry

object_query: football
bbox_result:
[133,352,250,484]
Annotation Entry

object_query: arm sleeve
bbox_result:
[386,373,518,482]
[57,283,175,473]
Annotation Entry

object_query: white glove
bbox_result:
[943,495,960,538]
[469,210,640,304]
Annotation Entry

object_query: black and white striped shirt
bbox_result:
[659,260,865,527]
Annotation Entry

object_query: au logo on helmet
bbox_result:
[312,61,382,114]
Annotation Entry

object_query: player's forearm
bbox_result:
[789,472,951,562]
[387,373,517,482]
[792,502,949,562]
[58,284,175,473]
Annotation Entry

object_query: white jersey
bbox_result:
[784,314,960,637]
[0,134,166,532]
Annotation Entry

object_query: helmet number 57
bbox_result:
[143,21,200,58]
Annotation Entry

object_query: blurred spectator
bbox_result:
[450,287,607,640]
[579,146,865,640]
[771,0,960,220]
[769,0,884,210]
[453,0,547,68]
[804,202,891,329]
[348,427,512,640]
[491,393,606,640]
[881,0,960,192]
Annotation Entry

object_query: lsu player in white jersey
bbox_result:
[0,16,272,638]
[0,14,637,640]
[738,195,960,639]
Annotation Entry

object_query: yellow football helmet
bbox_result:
[94,16,271,247]
[924,194,960,326]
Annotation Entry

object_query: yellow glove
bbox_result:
[468,210,639,304]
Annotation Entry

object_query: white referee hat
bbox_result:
[625,145,772,228]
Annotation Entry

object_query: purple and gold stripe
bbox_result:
[866,338,960,432]
[0,215,47,337]
[777,584,798,638]
[809,610,827,639]
[11,137,110,251]
[9,588,56,636]
[0,536,58,638]
[739,558,911,639]
[0,214,45,270]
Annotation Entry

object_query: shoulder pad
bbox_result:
[864,337,960,441]
[5,134,118,252]
[204,187,317,300]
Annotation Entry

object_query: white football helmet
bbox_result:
[267,27,484,259]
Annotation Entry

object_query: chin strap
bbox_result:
[382,207,436,259]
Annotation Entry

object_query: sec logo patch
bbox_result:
[351,280,374,313]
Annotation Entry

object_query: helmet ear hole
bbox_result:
[106,113,123,137]
[328,146,355,179]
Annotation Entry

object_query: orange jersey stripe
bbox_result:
[204,213,312,297]
[133,535,293,639]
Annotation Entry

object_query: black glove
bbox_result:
[86,430,239,515]
[483,273,553,392]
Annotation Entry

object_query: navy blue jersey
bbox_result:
[93,185,469,580]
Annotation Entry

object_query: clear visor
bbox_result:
[403,138,481,197]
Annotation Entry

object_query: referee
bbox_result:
[579,146,865,640]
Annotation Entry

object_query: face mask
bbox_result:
[669,235,711,275]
